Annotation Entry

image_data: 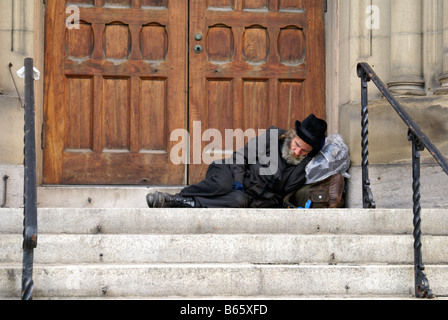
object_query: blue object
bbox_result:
[232,182,245,192]
[298,200,312,209]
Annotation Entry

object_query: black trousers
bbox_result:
[179,163,251,208]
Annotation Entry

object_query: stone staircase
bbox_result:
[1,206,448,299]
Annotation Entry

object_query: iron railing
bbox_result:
[357,62,448,299]
[22,58,38,300]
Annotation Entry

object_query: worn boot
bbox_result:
[146,191,195,208]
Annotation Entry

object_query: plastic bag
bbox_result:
[17,66,40,81]
[305,134,350,184]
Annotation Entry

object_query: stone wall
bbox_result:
[0,0,34,165]
[328,0,448,208]
[333,0,448,160]
[0,0,44,208]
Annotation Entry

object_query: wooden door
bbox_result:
[44,0,325,186]
[44,0,187,185]
[188,0,326,183]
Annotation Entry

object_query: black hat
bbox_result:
[295,114,327,153]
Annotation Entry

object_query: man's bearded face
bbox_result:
[281,130,313,165]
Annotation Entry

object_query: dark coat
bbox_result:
[230,127,312,208]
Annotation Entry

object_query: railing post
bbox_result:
[408,130,433,298]
[22,58,38,300]
[357,65,376,209]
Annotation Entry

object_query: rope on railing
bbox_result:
[356,62,448,299]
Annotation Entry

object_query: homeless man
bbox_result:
[146,114,328,209]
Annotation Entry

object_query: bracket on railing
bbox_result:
[8,63,24,109]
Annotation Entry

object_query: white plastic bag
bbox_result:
[305,134,350,184]
[17,66,40,81]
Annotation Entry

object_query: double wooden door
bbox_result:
[44,0,325,185]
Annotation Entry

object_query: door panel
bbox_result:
[44,0,187,185]
[188,0,326,183]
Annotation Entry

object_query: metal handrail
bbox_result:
[357,62,448,299]
[22,58,38,300]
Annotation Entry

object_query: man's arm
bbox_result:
[229,127,282,184]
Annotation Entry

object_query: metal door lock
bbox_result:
[194,45,203,54]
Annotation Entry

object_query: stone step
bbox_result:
[2,208,448,235]
[2,263,448,299]
[3,262,448,300]
[37,186,183,208]
[2,207,447,300]
[1,234,448,265]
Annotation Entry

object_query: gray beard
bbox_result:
[281,136,306,166]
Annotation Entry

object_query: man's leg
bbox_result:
[180,164,251,208]
[146,163,235,208]
[194,190,251,208]
[179,163,233,198]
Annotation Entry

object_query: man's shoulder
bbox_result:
[266,126,287,137]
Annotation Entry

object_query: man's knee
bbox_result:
[205,163,234,194]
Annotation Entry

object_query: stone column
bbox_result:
[436,0,448,93]
[388,0,426,95]
[423,0,443,93]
